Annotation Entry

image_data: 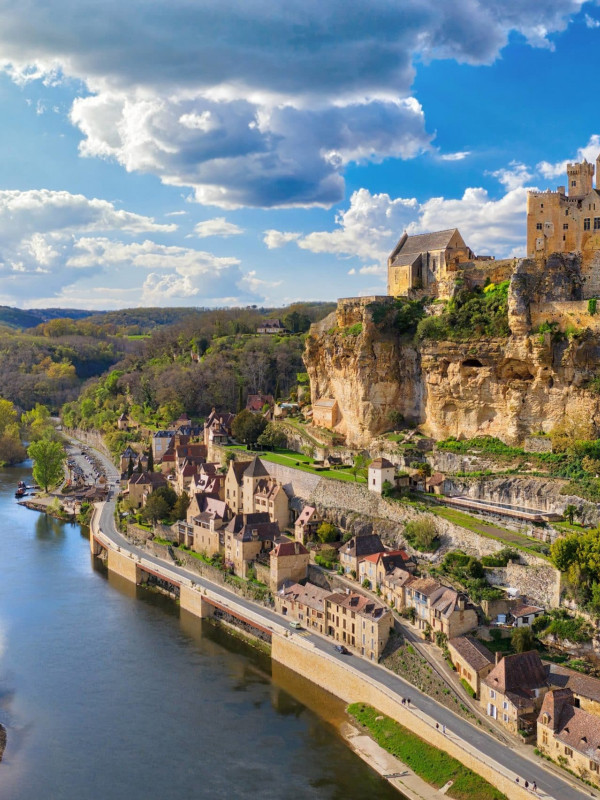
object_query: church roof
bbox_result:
[390,229,460,266]
[244,456,269,478]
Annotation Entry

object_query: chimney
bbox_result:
[495,651,503,665]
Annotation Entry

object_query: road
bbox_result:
[71,436,593,800]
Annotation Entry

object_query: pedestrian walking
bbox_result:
[515,777,520,784]
[442,724,446,734]
[525,780,529,789]
[436,723,439,730]
[532,782,537,794]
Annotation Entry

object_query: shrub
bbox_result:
[589,298,598,316]
[404,518,439,552]
[362,578,371,589]
[460,678,476,698]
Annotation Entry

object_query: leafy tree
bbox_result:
[231,409,267,446]
[28,438,65,492]
[381,479,394,497]
[563,504,578,525]
[257,423,287,449]
[0,398,18,435]
[153,484,177,510]
[147,448,154,472]
[173,492,190,521]
[127,456,134,478]
[142,493,170,524]
[511,626,535,653]
[550,534,580,572]
[404,519,439,552]
[350,453,370,482]
[316,521,337,543]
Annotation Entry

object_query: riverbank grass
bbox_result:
[347,703,506,800]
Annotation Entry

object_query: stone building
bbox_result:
[312,398,339,430]
[325,591,392,661]
[294,505,321,543]
[223,512,280,578]
[269,540,309,591]
[358,549,414,590]
[548,664,600,717]
[387,228,474,297]
[126,471,167,508]
[339,533,385,576]
[368,457,395,494]
[537,688,600,785]
[480,650,549,735]
[275,581,330,634]
[526,153,600,295]
[447,635,494,699]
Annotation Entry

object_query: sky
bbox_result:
[0,1,599,310]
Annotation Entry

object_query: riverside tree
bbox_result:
[28,438,65,492]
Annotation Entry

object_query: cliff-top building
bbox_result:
[527,153,600,294]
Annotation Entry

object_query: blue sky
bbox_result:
[0,0,599,309]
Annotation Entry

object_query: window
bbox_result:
[490,690,496,699]
[536,223,543,230]
[503,701,508,710]
[591,761,599,773]
[595,218,600,230]
[572,180,577,187]
[584,218,591,231]
[565,747,573,757]
[542,730,548,745]
[563,223,569,230]
[503,714,509,722]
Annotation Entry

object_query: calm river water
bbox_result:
[0,464,402,800]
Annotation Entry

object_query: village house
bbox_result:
[187,464,224,500]
[126,471,167,508]
[246,393,274,414]
[257,319,286,334]
[312,398,339,430]
[537,688,600,785]
[275,581,330,634]
[294,505,321,543]
[269,540,309,591]
[548,663,600,717]
[447,635,495,699]
[429,587,479,640]
[117,412,130,431]
[381,567,414,611]
[368,457,396,494]
[223,512,280,579]
[481,651,549,735]
[203,408,235,448]
[184,494,229,556]
[224,459,248,513]
[119,446,138,474]
[325,591,392,661]
[425,472,446,494]
[403,576,444,635]
[510,603,545,627]
[152,430,175,462]
[339,533,385,577]
[358,549,414,590]
[241,457,289,529]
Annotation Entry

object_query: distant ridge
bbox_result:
[0,306,102,329]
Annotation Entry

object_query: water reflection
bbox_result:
[34,514,66,542]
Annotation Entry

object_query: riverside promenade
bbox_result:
[79,437,590,800]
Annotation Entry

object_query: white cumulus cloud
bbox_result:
[194,217,244,238]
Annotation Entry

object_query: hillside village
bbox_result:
[52,151,600,790]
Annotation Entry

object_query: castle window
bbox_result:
[585,218,591,231]
[565,209,569,216]
[540,203,544,209]
[563,224,569,230]
[536,223,543,230]
[572,180,577,187]
[595,218,600,230]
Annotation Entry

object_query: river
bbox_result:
[0,464,402,800]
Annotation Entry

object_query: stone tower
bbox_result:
[567,159,594,197]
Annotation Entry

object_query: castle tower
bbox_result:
[567,159,594,197]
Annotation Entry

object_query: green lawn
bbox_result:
[225,445,367,483]
[348,704,506,800]
[432,506,549,559]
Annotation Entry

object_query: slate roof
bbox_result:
[539,689,600,763]
[548,664,600,705]
[228,460,251,484]
[483,651,548,708]
[340,533,385,559]
[243,456,269,479]
[393,229,458,259]
[448,635,494,673]
[225,512,271,534]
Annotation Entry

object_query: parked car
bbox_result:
[289,621,302,630]
[334,644,350,655]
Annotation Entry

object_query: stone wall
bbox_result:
[63,427,114,461]
[523,435,553,453]
[530,300,600,333]
[485,563,562,609]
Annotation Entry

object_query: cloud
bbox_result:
[239,270,282,294]
[0,0,586,207]
[585,13,600,28]
[439,151,471,161]
[537,134,600,178]
[489,161,533,190]
[263,230,301,249]
[194,217,244,238]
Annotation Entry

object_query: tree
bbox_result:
[550,534,579,572]
[173,492,190,521]
[127,456,134,478]
[563,504,578,525]
[142,493,170,524]
[231,409,267,446]
[0,398,18,436]
[28,438,65,492]
[511,626,535,653]
[257,422,287,449]
[350,453,370,482]
[147,448,154,472]
[316,521,337,543]
[153,484,177,511]
[403,518,439,552]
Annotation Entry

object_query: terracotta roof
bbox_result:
[271,541,308,558]
[369,457,395,470]
[296,505,317,525]
[511,604,545,618]
[448,636,494,673]
[427,472,445,487]
[540,689,600,763]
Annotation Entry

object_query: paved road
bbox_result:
[73,436,592,800]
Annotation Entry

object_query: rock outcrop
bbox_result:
[304,257,600,446]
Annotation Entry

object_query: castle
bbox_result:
[387,153,600,300]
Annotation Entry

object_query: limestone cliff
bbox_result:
[304,256,600,446]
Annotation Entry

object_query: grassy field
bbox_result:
[348,704,506,800]
[225,445,367,483]
[432,506,549,559]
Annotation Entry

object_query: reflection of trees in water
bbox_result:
[35,514,66,540]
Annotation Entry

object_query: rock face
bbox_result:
[304,258,600,446]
